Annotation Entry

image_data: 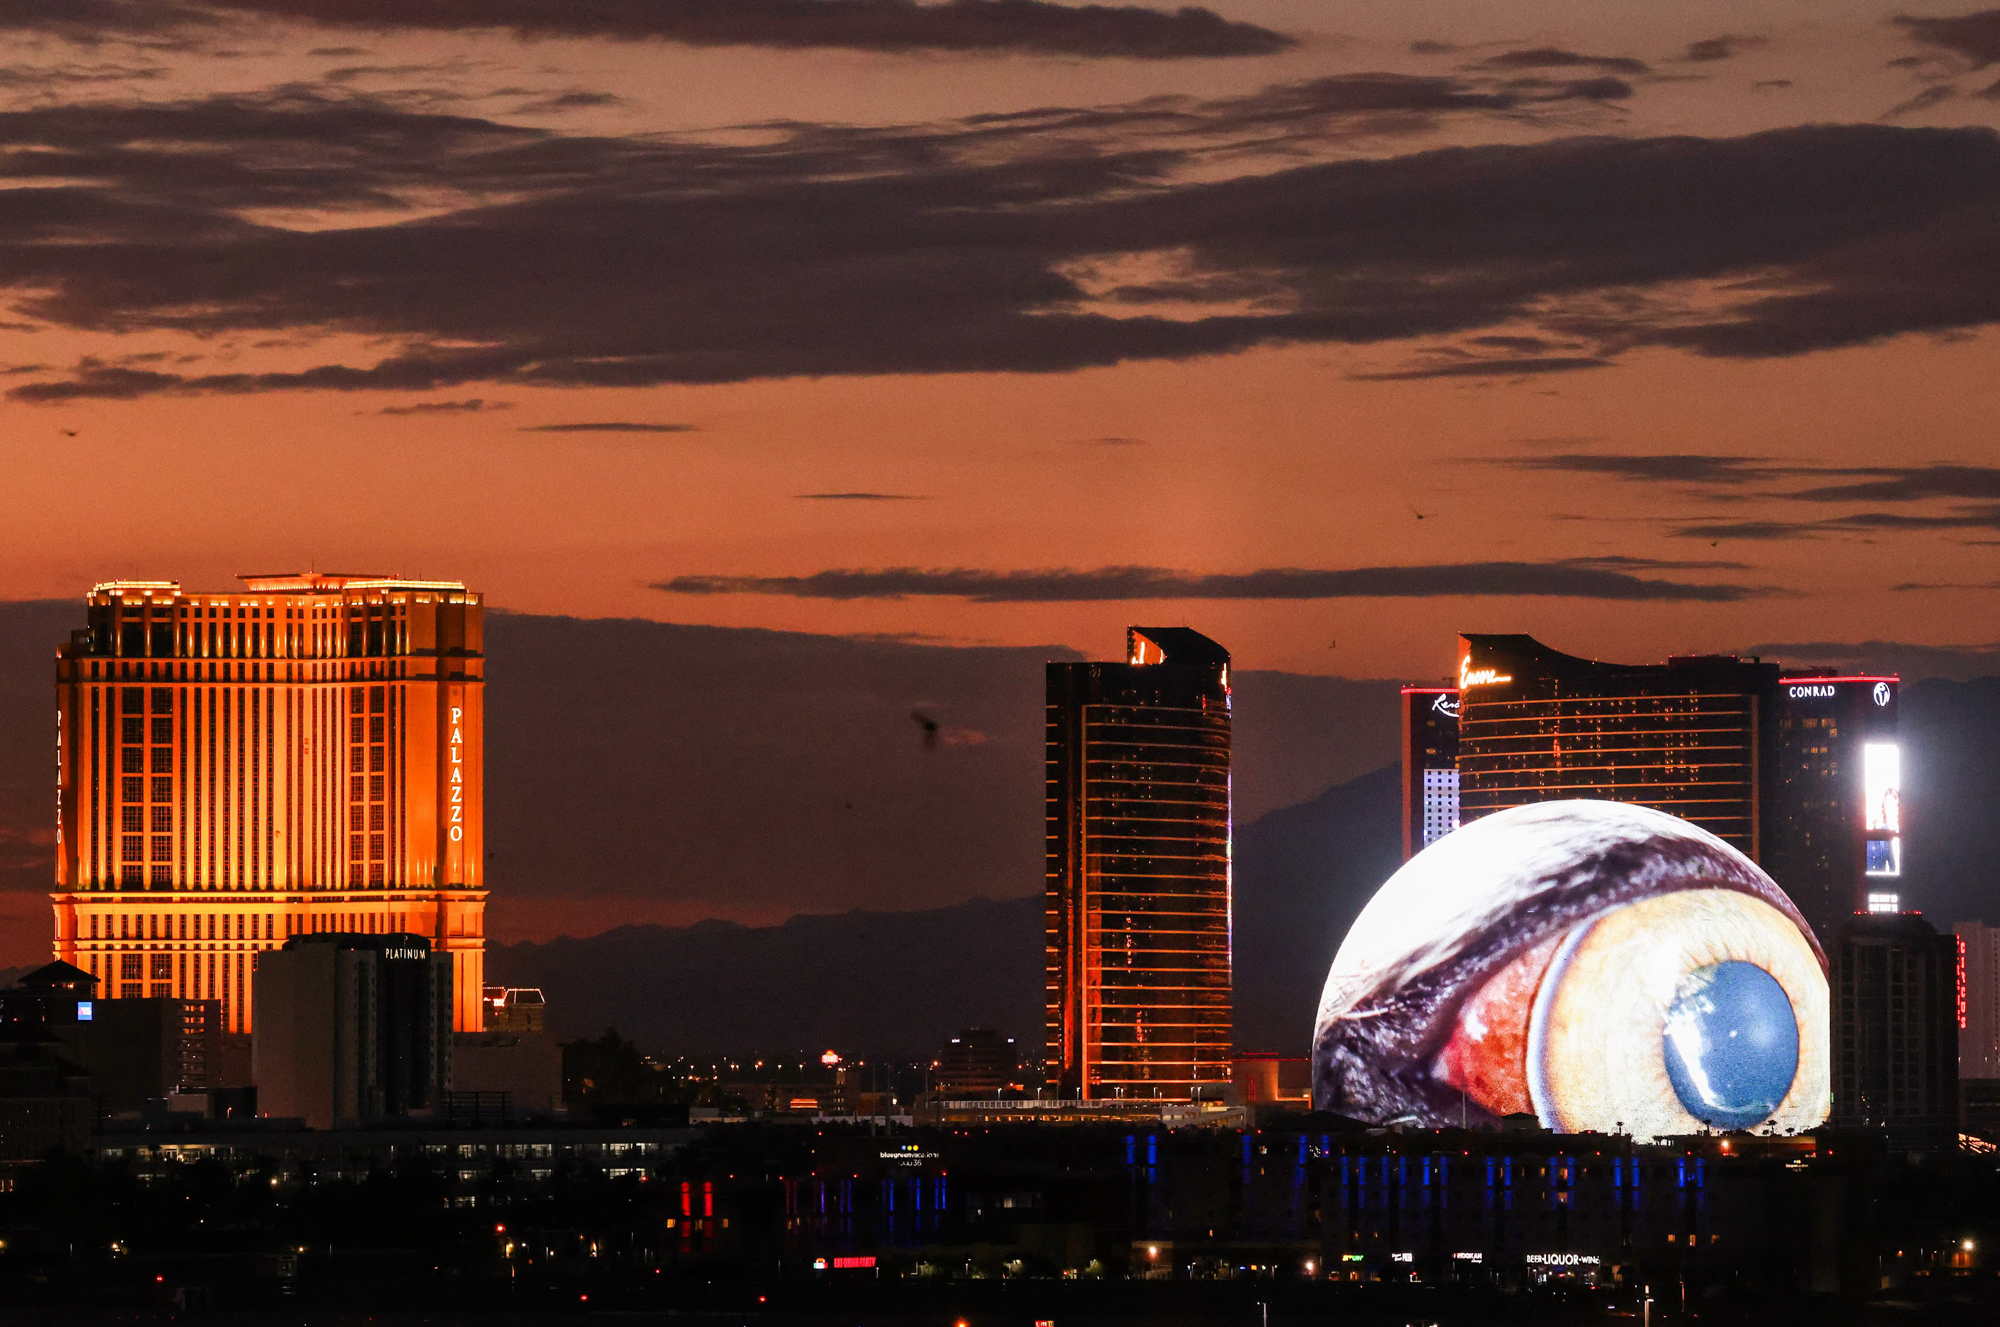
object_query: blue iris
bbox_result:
[1661,961,1798,1130]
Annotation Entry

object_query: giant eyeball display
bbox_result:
[1311,801,1828,1138]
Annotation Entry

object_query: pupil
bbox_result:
[1661,961,1798,1130]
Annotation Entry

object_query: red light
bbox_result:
[1959,936,1970,1031]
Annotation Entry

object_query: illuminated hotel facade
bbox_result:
[50,575,486,1034]
[1046,627,1232,1102]
[1399,635,1901,945]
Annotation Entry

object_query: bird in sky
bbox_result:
[911,710,940,750]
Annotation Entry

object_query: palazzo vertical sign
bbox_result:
[446,696,465,880]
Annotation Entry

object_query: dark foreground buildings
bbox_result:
[1400,635,1900,946]
[1046,627,1232,1103]
[10,1116,1997,1314]
[253,932,454,1129]
[1832,912,1960,1147]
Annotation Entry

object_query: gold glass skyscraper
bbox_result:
[1045,627,1232,1102]
[50,574,486,1033]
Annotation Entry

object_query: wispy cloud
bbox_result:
[1753,638,2000,680]
[518,422,697,434]
[1493,453,1795,485]
[796,492,925,501]
[379,398,508,415]
[655,560,1769,603]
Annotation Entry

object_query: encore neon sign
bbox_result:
[1459,658,1512,690]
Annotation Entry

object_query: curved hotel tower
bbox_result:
[1046,627,1232,1102]
[50,574,486,1033]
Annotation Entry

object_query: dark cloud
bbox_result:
[1478,47,1650,75]
[1671,520,1834,542]
[518,422,697,433]
[6,95,2000,401]
[1886,84,1960,117]
[16,0,1295,59]
[378,397,507,414]
[1684,35,1764,63]
[1752,638,2000,680]
[655,561,1768,603]
[1893,580,2000,590]
[796,492,925,501]
[1494,453,1795,484]
[1352,355,1611,380]
[514,91,625,113]
[1671,506,2000,541]
[1788,464,2000,502]
[1895,11,2000,67]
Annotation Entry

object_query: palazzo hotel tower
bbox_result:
[50,575,486,1034]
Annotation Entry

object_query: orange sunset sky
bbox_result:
[6,0,2000,681]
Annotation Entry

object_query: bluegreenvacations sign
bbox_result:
[1312,801,1829,1138]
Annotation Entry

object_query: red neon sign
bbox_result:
[831,1256,876,1269]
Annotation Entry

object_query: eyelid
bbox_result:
[1436,931,1566,1119]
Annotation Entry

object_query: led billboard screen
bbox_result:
[1864,742,1901,876]
[1312,800,1829,1138]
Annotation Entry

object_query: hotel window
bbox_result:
[122,747,144,773]
[121,954,141,981]
[151,747,172,773]
[121,835,143,862]
[150,806,170,833]
[122,775,143,803]
[122,806,143,833]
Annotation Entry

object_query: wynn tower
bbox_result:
[51,575,486,1033]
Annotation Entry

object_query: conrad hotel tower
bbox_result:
[50,575,486,1033]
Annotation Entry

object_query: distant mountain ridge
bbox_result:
[489,674,2000,1059]
[489,764,1403,1057]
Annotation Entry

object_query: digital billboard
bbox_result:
[1864,742,1901,876]
[1312,800,1829,1138]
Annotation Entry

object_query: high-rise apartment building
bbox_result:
[1831,912,1959,1148]
[253,932,455,1129]
[1046,627,1232,1102]
[50,574,486,1033]
[1399,637,1900,945]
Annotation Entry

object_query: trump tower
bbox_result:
[49,575,487,1034]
